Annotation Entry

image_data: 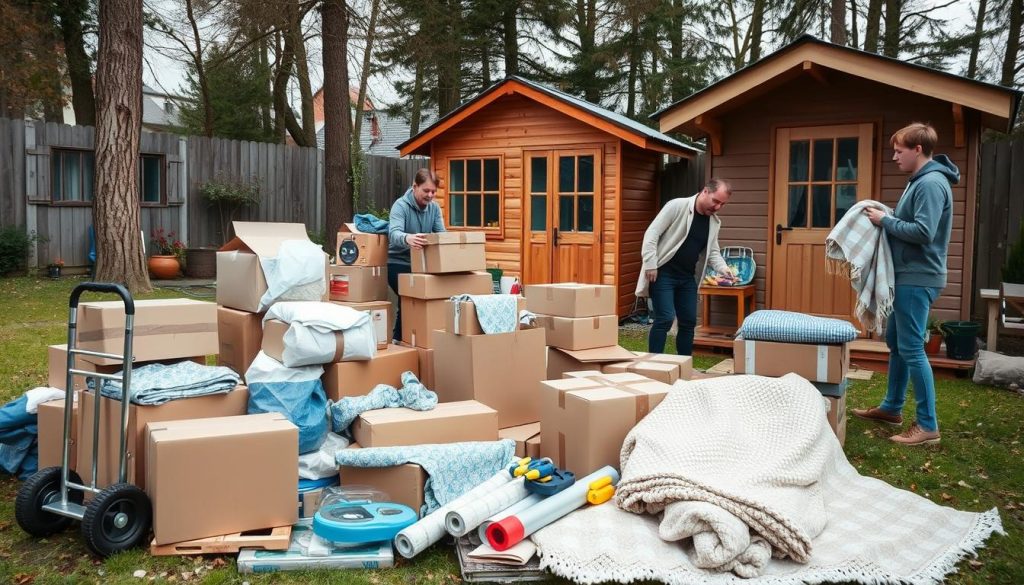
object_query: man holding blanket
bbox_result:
[853,123,957,445]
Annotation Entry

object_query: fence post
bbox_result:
[24,121,38,269]
[179,137,189,246]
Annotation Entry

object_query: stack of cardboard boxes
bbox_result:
[329,223,392,351]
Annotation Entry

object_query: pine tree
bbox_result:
[178,44,275,142]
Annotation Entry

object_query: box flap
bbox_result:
[341,222,361,234]
[498,422,541,442]
[221,222,311,257]
[554,345,636,363]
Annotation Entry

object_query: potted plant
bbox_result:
[200,174,260,245]
[46,258,64,279]
[925,314,943,355]
[149,228,186,279]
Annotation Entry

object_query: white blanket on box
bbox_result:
[265,301,376,367]
[532,373,1003,584]
[258,239,328,312]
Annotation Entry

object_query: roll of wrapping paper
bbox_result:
[393,467,514,559]
[444,477,530,537]
[486,466,619,552]
[477,494,544,541]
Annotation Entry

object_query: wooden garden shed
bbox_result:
[653,35,1022,340]
[399,76,700,317]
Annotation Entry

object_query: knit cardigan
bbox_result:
[635,194,729,298]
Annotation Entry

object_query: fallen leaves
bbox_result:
[13,574,34,585]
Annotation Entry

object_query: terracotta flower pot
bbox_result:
[148,255,181,279]
[925,332,943,355]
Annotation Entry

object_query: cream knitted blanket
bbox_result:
[825,200,895,334]
[533,374,1003,584]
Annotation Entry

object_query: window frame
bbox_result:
[48,148,168,207]
[443,155,504,239]
[138,152,167,207]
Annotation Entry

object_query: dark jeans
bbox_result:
[387,261,411,342]
[648,271,699,356]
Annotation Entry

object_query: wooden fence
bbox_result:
[660,154,706,203]
[974,138,1024,318]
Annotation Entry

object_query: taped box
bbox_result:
[447,296,526,336]
[332,300,391,350]
[411,232,487,274]
[401,297,448,349]
[535,314,618,351]
[216,306,263,377]
[546,345,636,380]
[399,271,493,299]
[321,344,419,401]
[339,443,427,515]
[328,264,388,303]
[602,352,694,384]
[77,299,218,366]
[733,336,849,384]
[336,223,388,267]
[352,400,498,448]
[498,422,541,458]
[524,283,616,318]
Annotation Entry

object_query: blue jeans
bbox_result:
[387,261,410,342]
[879,285,941,431]
[648,271,699,356]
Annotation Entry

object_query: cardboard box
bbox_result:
[448,296,526,335]
[217,306,263,377]
[321,344,419,401]
[611,352,694,382]
[77,387,250,489]
[77,299,218,366]
[602,361,678,384]
[733,337,849,384]
[540,374,672,475]
[217,222,327,312]
[524,284,616,318]
[333,300,391,350]
[433,328,546,427]
[352,400,498,448]
[338,447,426,514]
[328,264,388,303]
[336,223,388,267]
[411,232,487,274]
[401,297,448,348]
[414,347,435,390]
[535,314,617,350]
[399,271,493,299]
[262,319,357,364]
[826,394,846,446]
[49,344,206,390]
[525,435,541,459]
[37,398,77,469]
[147,413,298,544]
[812,378,849,398]
[546,345,636,380]
[499,422,541,458]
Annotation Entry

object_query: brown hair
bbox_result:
[414,168,440,188]
[890,123,938,156]
[705,178,732,195]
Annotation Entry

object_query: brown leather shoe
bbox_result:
[890,423,940,446]
[851,406,903,426]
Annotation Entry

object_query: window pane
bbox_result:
[51,152,62,200]
[467,194,482,226]
[449,160,464,192]
[812,184,832,228]
[836,138,858,181]
[789,141,809,181]
[142,156,161,203]
[483,159,499,191]
[83,152,95,201]
[578,155,594,192]
[484,194,499,227]
[64,151,82,201]
[835,184,857,223]
[577,195,594,232]
[531,195,546,231]
[788,185,807,228]
[558,156,575,193]
[450,195,465,226]
[812,139,833,182]
[559,195,574,231]
[467,159,482,191]
[530,157,547,193]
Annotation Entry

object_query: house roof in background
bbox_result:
[316,109,436,157]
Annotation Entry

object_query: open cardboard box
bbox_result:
[336,223,388,267]
[447,296,526,336]
[499,422,541,458]
[546,345,636,380]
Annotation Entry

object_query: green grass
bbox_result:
[0,276,1021,583]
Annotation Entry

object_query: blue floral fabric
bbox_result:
[329,371,437,433]
[95,361,240,405]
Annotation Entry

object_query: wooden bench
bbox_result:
[980,284,1024,352]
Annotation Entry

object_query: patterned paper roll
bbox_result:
[394,468,513,558]
[445,477,530,537]
[477,494,544,541]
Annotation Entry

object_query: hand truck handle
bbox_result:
[69,282,135,315]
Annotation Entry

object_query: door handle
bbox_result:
[775,224,793,245]
[553,228,559,247]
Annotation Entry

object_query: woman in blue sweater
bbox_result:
[387,169,446,342]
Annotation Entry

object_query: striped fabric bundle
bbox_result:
[825,199,896,334]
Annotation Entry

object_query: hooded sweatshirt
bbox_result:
[880,154,959,289]
[387,187,446,267]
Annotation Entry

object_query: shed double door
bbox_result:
[522,149,602,285]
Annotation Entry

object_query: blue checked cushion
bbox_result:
[738,310,858,344]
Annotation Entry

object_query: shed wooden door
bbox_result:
[770,123,874,333]
[523,149,602,284]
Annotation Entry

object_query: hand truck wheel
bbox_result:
[15,466,84,537]
[81,483,151,557]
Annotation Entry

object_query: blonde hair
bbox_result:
[890,123,938,156]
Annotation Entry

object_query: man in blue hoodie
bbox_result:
[852,123,958,446]
[388,169,446,342]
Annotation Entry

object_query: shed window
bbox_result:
[51,149,165,205]
[447,157,501,232]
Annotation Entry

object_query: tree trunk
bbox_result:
[503,1,519,76]
[285,107,310,146]
[863,0,882,52]
[59,0,96,125]
[580,0,599,103]
[481,42,491,87]
[323,0,352,254]
[881,0,900,58]
[669,0,684,101]
[289,0,316,145]
[831,0,847,45]
[437,0,462,115]
[849,0,859,49]
[749,0,765,62]
[272,31,290,142]
[626,15,639,118]
[410,59,423,135]
[94,0,150,293]
[259,32,272,134]
[353,0,381,147]
[1001,0,1023,86]
[968,0,988,78]
[184,0,214,136]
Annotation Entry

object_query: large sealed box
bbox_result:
[339,444,426,515]
[447,296,526,336]
[733,337,849,384]
[146,413,298,545]
[217,306,263,377]
[541,373,672,475]
[401,297,448,349]
[611,352,694,382]
[524,284,616,317]
[351,400,498,448]
[546,345,636,380]
[535,314,618,350]
[328,264,388,303]
[332,300,391,350]
[217,222,327,313]
[77,387,250,489]
[37,398,77,469]
[399,271,493,299]
[336,223,388,267]
[321,344,419,401]
[433,327,546,427]
[411,232,486,274]
[499,422,541,459]
[77,299,217,365]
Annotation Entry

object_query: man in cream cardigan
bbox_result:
[636,179,734,355]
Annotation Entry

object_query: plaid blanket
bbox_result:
[825,200,895,334]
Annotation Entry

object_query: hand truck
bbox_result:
[15,283,152,557]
